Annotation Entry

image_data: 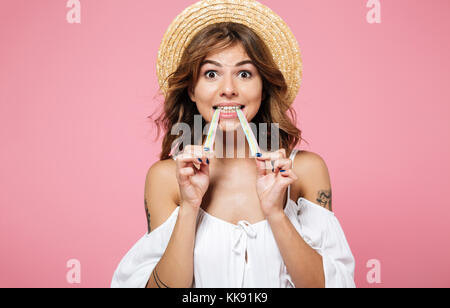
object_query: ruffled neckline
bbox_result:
[199,197,298,228]
[200,197,335,229]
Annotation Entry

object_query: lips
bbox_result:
[219,111,239,119]
[215,107,245,121]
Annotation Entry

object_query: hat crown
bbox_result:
[157,0,302,105]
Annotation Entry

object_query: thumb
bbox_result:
[255,157,268,178]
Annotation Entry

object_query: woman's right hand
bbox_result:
[175,145,214,210]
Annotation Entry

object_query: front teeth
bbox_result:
[215,106,242,112]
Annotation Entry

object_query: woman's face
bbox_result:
[189,43,264,132]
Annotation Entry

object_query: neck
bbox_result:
[213,126,254,163]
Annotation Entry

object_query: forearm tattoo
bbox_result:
[145,198,151,234]
[316,190,332,211]
[153,265,171,288]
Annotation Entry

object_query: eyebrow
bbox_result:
[200,60,254,68]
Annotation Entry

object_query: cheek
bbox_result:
[194,81,217,101]
[192,83,216,118]
[242,83,263,118]
[241,78,263,96]
[241,85,264,105]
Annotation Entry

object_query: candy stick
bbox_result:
[236,108,261,157]
[203,108,221,152]
[169,139,181,159]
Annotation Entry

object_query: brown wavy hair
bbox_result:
[148,22,308,161]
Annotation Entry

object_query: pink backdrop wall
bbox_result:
[1,0,449,288]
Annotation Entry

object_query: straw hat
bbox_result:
[156,0,303,105]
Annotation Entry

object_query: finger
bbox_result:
[196,149,215,169]
[255,156,268,177]
[176,153,204,170]
[178,167,195,183]
[176,152,197,163]
[274,149,287,160]
[189,145,215,164]
[178,146,212,164]
[177,154,209,179]
[195,147,213,171]
[256,151,273,171]
[183,144,204,157]
[271,148,287,160]
[192,145,204,159]
[268,160,275,172]
[278,169,299,181]
[182,145,194,156]
[174,145,193,161]
[184,144,202,152]
[201,149,216,162]
[256,149,286,162]
[256,151,286,173]
[255,151,275,161]
[273,158,292,173]
[273,169,298,189]
[197,159,210,177]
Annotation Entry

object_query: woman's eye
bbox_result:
[204,70,253,79]
[241,71,252,78]
[239,71,252,79]
[205,71,217,79]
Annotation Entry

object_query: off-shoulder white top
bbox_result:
[111,149,356,288]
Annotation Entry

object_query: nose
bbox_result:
[220,74,237,98]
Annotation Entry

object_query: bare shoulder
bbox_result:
[144,158,179,233]
[291,150,333,212]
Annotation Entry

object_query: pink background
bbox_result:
[1,0,449,288]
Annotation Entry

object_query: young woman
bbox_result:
[111,0,355,288]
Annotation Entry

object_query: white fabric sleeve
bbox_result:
[110,207,179,288]
[295,198,356,288]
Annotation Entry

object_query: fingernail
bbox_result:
[198,158,203,163]
[280,170,286,172]
[206,159,210,165]
[256,153,262,157]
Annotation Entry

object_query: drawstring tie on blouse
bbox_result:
[232,221,257,255]
[232,221,257,288]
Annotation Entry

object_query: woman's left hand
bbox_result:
[255,149,299,220]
